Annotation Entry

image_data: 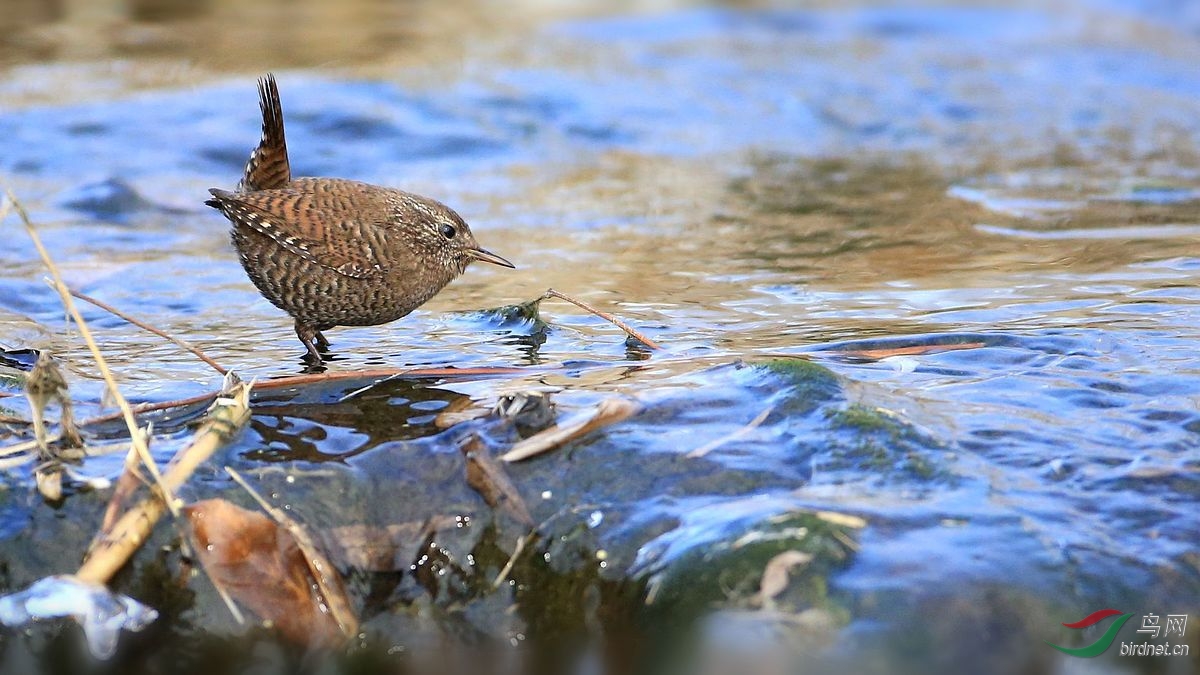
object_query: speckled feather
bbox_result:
[237,75,291,193]
[205,73,513,360]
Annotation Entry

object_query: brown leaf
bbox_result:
[222,469,360,640]
[184,498,348,647]
[460,435,534,526]
[501,397,641,462]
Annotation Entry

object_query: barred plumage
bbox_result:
[206,73,514,361]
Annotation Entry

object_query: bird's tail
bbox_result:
[236,73,291,192]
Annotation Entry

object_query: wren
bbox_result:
[206,74,513,361]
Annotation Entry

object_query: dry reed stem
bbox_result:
[541,288,662,350]
[78,365,536,428]
[76,382,252,584]
[492,533,529,590]
[82,391,224,428]
[0,454,37,471]
[68,288,228,375]
[0,437,44,457]
[5,189,177,516]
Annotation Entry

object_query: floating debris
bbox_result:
[501,397,641,462]
[24,352,83,456]
[0,575,157,659]
[461,434,534,526]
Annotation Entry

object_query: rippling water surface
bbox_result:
[0,1,1198,673]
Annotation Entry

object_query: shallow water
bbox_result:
[0,1,1198,674]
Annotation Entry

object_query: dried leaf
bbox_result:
[25,353,68,420]
[756,550,813,605]
[501,397,641,462]
[461,435,533,526]
[184,499,348,647]
[223,469,359,640]
[24,352,83,456]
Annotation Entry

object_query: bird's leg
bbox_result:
[295,321,324,361]
[314,331,330,349]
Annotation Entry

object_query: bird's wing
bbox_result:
[206,186,394,279]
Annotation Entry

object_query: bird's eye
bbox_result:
[440,223,457,239]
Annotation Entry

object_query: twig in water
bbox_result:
[541,288,662,350]
[493,533,529,590]
[5,188,177,516]
[77,381,252,584]
[77,365,538,429]
[460,434,534,526]
[686,405,774,459]
[81,391,218,430]
[68,288,228,375]
[0,453,36,471]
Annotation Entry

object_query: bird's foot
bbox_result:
[295,322,329,362]
[299,353,328,374]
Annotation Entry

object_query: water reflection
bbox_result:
[244,379,471,462]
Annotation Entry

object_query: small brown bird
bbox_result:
[206,74,513,361]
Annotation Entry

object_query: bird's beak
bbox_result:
[469,247,516,268]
